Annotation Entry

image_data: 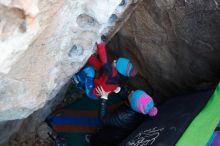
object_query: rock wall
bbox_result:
[108,0,220,103]
[0,0,143,144]
[1,0,219,144]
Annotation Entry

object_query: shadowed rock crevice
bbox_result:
[107,0,220,103]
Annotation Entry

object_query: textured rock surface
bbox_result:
[0,0,139,121]
[0,0,143,144]
[108,0,220,103]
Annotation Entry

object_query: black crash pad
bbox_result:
[120,89,214,146]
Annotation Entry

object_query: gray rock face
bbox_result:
[0,0,142,122]
[0,0,122,122]
[108,0,220,102]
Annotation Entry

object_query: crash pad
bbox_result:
[176,83,220,146]
[207,122,220,146]
[120,89,214,146]
[47,92,123,146]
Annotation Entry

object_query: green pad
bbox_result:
[176,83,220,146]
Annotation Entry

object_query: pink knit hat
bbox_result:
[129,90,158,116]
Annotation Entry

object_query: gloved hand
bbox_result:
[96,86,110,100]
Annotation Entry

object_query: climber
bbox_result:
[89,87,158,146]
[71,66,97,99]
[88,41,137,98]
[97,86,158,125]
[72,41,137,100]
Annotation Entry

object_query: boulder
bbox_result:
[0,0,143,144]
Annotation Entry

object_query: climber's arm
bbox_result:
[96,42,107,64]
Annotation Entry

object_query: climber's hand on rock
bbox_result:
[96,86,109,100]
